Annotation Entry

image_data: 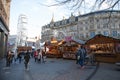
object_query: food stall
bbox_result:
[60,36,85,59]
[45,37,63,58]
[85,34,120,63]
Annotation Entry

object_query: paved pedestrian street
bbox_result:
[0,58,96,80]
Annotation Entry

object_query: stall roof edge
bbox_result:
[85,34,120,45]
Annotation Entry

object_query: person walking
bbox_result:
[76,47,80,64]
[42,49,46,63]
[37,49,42,63]
[17,52,22,63]
[6,50,12,67]
[34,50,38,62]
[24,50,30,70]
[76,45,86,69]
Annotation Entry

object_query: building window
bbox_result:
[75,17,78,21]
[90,32,95,38]
[103,31,109,36]
[103,23,108,28]
[80,34,84,38]
[85,26,88,30]
[97,31,101,34]
[67,19,69,24]
[90,25,94,29]
[97,24,100,29]
[111,23,115,29]
[86,33,89,38]
[96,19,99,22]
[118,32,120,37]
[112,31,117,36]
[80,27,83,30]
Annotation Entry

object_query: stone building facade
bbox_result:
[0,0,11,58]
[41,10,120,42]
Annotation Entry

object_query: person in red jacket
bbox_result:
[34,50,38,62]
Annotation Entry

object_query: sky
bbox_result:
[9,0,72,38]
[9,0,111,38]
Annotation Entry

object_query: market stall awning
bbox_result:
[72,38,85,45]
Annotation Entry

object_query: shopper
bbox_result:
[76,45,86,69]
[24,50,30,70]
[6,50,12,67]
[34,50,38,62]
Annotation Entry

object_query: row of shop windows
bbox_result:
[90,31,119,38]
[79,30,120,38]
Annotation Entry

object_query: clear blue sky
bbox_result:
[9,0,72,37]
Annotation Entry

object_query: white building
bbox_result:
[41,10,120,42]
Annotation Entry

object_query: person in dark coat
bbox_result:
[76,45,86,69]
[17,52,22,63]
[24,50,30,70]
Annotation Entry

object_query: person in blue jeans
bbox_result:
[77,45,86,69]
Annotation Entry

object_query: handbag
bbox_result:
[77,55,80,60]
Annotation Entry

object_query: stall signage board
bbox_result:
[65,36,72,42]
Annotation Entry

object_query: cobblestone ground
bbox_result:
[0,58,96,80]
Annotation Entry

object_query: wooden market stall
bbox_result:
[85,34,120,63]
[60,38,85,59]
[45,37,63,58]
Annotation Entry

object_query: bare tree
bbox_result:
[49,0,120,12]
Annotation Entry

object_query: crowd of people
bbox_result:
[5,48,47,70]
[33,49,46,63]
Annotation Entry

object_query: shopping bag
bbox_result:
[77,56,80,60]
